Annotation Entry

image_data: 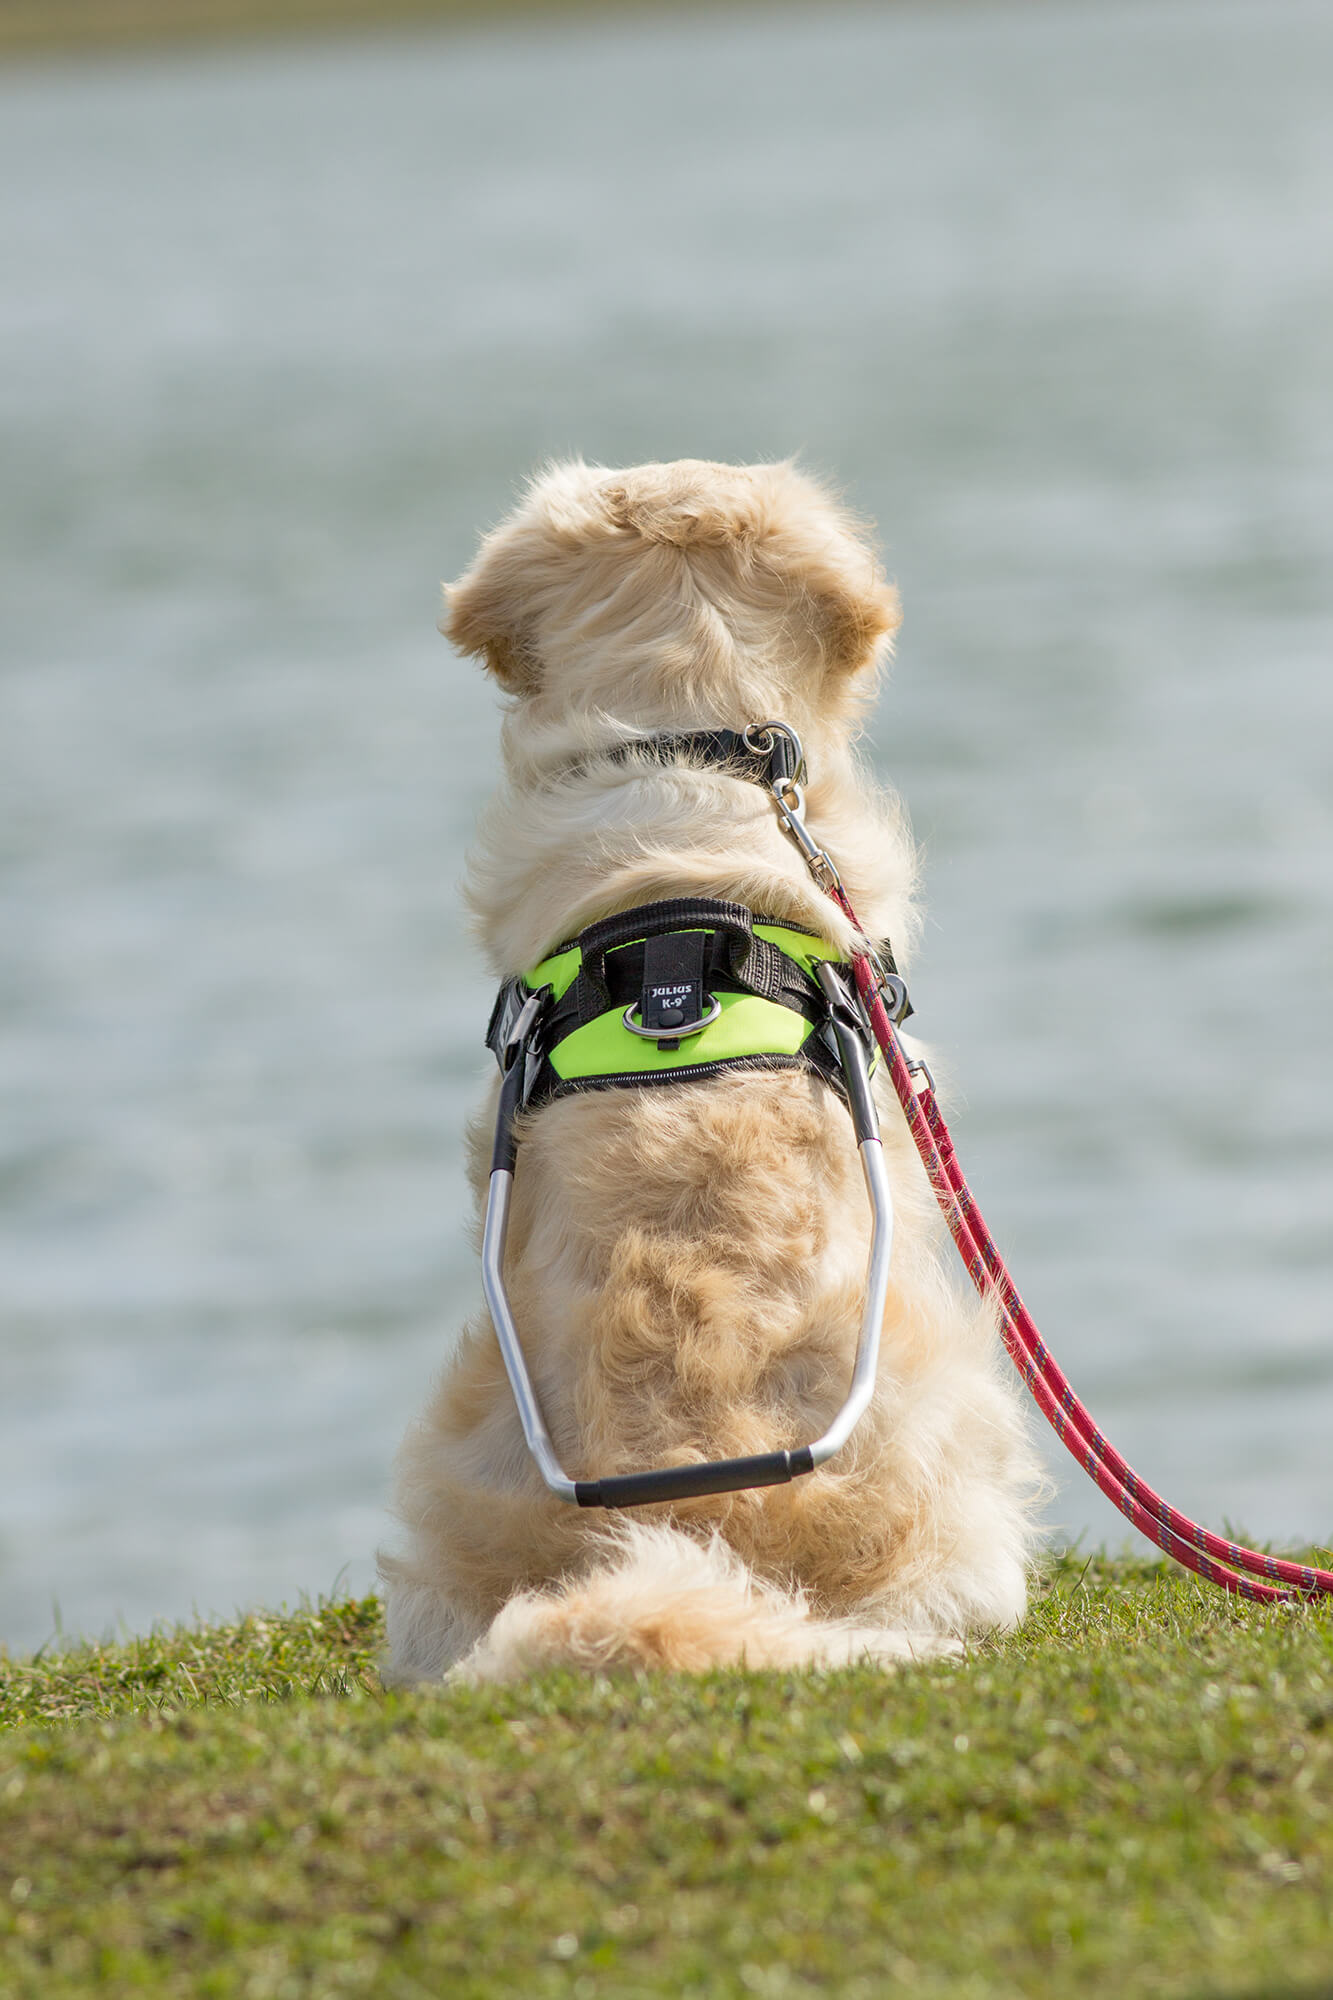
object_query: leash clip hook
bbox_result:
[745,718,845,893]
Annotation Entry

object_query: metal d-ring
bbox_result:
[621,995,722,1041]
[743,718,807,787]
[873,971,912,1026]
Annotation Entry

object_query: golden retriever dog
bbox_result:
[380,458,1040,1683]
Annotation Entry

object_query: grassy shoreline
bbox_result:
[0,0,685,60]
[4,1552,1333,1996]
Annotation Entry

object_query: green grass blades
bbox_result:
[0,1597,384,1731]
[3,1555,1333,1998]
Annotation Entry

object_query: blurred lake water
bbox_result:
[2,0,1331,1653]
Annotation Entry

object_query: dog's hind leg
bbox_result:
[448,1520,958,1684]
[379,1561,489,1688]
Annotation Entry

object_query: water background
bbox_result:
[3,0,1332,1655]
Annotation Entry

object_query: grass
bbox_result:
[0,0,695,60]
[3,1553,1333,1997]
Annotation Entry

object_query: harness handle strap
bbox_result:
[637,927,710,1047]
[576,897,755,1018]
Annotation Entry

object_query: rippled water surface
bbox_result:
[3,0,1332,1652]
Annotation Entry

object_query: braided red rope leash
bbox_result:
[827,882,1332,1605]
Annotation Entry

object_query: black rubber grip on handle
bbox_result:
[489,1061,525,1176]
[574,1447,816,1510]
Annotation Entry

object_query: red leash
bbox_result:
[827,885,1333,1605]
[751,716,1328,1598]
[595,716,1326,1599]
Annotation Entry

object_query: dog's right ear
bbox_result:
[440,538,541,696]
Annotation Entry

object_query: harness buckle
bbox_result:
[486,980,552,1114]
[816,961,875,1064]
[501,989,547,1071]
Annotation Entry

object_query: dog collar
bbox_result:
[601,726,805,790]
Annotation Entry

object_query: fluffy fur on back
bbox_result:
[380,458,1041,1684]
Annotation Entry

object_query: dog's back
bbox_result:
[380,460,1040,1682]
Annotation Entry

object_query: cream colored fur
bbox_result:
[380,458,1041,1685]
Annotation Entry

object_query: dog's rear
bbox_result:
[381,460,1040,1683]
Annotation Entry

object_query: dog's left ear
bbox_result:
[747,464,902,682]
[440,535,542,696]
[779,536,902,684]
[809,571,902,680]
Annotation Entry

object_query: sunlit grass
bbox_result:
[3,1552,1333,1996]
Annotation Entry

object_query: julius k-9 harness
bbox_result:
[485,900,882,1111]
[481,722,910,1513]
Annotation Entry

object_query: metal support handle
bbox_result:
[479,970,894,1508]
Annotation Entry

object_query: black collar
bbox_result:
[604,728,804,791]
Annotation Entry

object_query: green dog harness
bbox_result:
[486,896,874,1109]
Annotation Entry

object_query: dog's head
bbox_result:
[442,459,901,739]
